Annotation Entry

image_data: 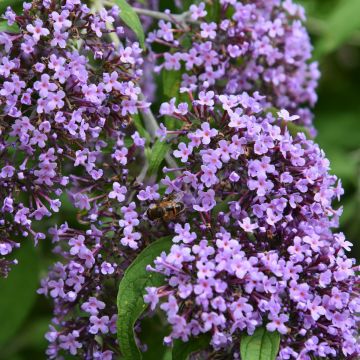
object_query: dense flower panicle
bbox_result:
[147,0,320,134]
[0,0,147,277]
[144,92,360,359]
[0,0,156,357]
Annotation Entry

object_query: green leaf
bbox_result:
[117,236,173,360]
[162,70,182,99]
[0,0,23,14]
[163,349,172,360]
[115,0,145,49]
[0,20,19,32]
[240,328,281,360]
[324,150,357,187]
[133,113,151,143]
[180,34,192,50]
[141,314,171,360]
[182,0,195,11]
[172,333,211,360]
[315,0,360,56]
[206,0,221,22]
[147,139,170,176]
[0,240,39,347]
[286,122,311,139]
[164,115,180,131]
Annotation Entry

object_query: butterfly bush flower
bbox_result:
[144,92,360,359]
[0,0,149,279]
[0,0,156,357]
[147,0,320,135]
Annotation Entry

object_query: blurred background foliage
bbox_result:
[0,0,360,359]
[298,0,360,253]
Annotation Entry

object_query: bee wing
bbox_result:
[165,192,184,202]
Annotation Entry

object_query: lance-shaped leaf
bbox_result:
[117,236,173,360]
[240,327,281,360]
[147,139,170,176]
[115,0,145,49]
[206,0,221,22]
[133,113,151,143]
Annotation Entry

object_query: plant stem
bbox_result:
[104,1,194,29]
[138,94,158,139]
[138,95,179,172]
[132,7,193,27]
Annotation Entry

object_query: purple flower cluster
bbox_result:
[0,0,157,357]
[0,0,146,277]
[38,173,160,357]
[144,92,360,359]
[39,225,117,359]
[39,219,137,359]
[148,0,320,134]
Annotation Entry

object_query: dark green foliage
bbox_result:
[115,0,146,48]
[0,241,40,348]
[240,328,280,360]
[117,236,172,360]
[172,334,211,360]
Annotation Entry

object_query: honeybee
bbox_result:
[147,193,185,222]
